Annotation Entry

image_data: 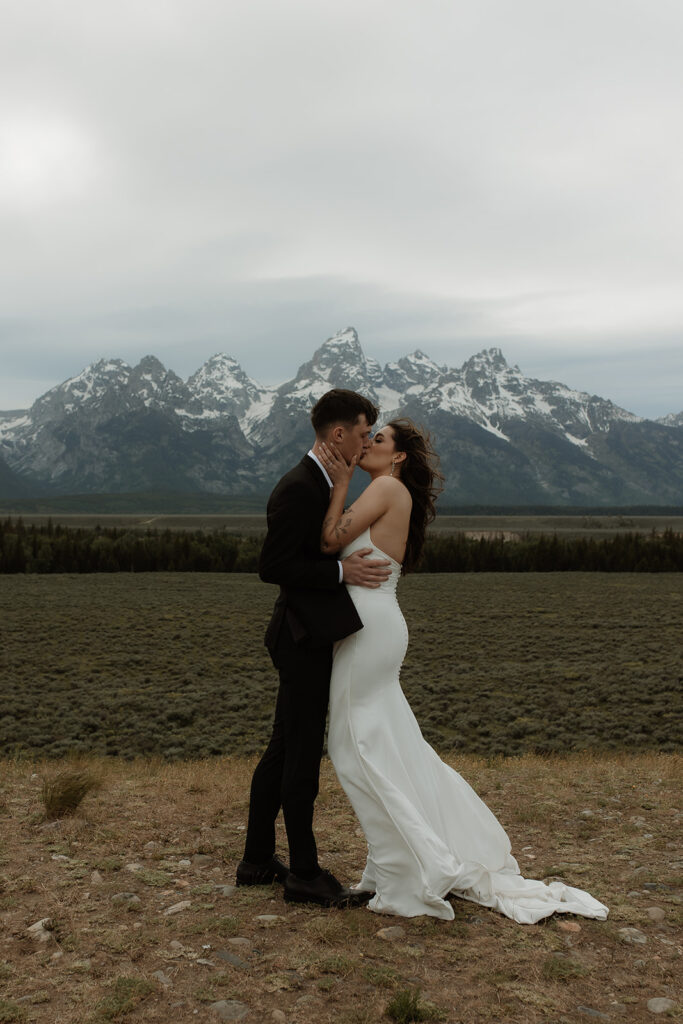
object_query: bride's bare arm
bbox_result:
[320,444,354,553]
[319,443,394,553]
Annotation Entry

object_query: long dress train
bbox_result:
[327,527,609,923]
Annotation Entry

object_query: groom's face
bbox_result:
[332,414,373,465]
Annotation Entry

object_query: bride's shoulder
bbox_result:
[366,475,402,490]
[366,476,411,503]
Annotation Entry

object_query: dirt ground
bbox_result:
[0,752,680,1023]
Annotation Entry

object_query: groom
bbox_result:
[236,388,391,907]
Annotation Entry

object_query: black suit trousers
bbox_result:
[243,621,332,876]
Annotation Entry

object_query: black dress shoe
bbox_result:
[284,869,374,908]
[235,855,289,887]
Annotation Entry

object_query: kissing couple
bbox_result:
[236,389,608,923]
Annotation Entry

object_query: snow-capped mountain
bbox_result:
[658,411,683,428]
[1,327,681,504]
[185,353,275,423]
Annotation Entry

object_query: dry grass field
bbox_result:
[0,752,680,1024]
[2,570,681,1022]
[1,573,680,760]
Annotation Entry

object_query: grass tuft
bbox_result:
[92,976,154,1021]
[135,867,173,887]
[541,956,589,981]
[41,765,103,819]
[363,963,400,989]
[315,954,355,977]
[0,1000,27,1023]
[342,1012,376,1024]
[386,987,444,1022]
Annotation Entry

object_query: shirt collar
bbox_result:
[307,449,333,489]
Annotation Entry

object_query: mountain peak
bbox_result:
[326,326,360,347]
[385,350,444,391]
[133,355,168,376]
[87,357,131,373]
[186,353,269,420]
[315,326,363,363]
[294,327,367,384]
[463,347,509,372]
[40,358,131,402]
[657,410,683,428]
[189,352,250,387]
[202,352,242,370]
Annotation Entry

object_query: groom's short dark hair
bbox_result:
[311,389,379,434]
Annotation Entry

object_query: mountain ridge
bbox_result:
[1,327,681,505]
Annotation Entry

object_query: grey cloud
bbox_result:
[0,0,681,417]
[0,278,679,420]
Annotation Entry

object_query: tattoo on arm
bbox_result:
[334,511,354,541]
[321,510,355,553]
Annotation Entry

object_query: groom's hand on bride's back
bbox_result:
[342,548,392,588]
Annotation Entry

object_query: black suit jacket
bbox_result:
[259,455,363,656]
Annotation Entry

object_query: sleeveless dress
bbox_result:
[327,527,609,923]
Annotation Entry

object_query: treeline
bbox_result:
[419,530,683,572]
[0,519,261,574]
[1,518,682,573]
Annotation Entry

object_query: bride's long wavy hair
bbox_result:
[387,418,444,572]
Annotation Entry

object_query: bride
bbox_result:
[317,420,608,924]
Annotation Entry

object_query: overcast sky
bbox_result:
[1,0,681,418]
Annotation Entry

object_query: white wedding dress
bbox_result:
[328,527,609,923]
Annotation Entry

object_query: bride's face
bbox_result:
[360,425,402,474]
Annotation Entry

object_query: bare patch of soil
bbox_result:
[0,753,680,1023]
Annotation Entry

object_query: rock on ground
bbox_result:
[647,998,676,1014]
[215,884,237,896]
[216,950,248,968]
[617,927,647,944]
[209,1000,249,1021]
[163,900,192,916]
[111,892,141,907]
[376,926,405,941]
[152,970,173,988]
[27,919,53,943]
